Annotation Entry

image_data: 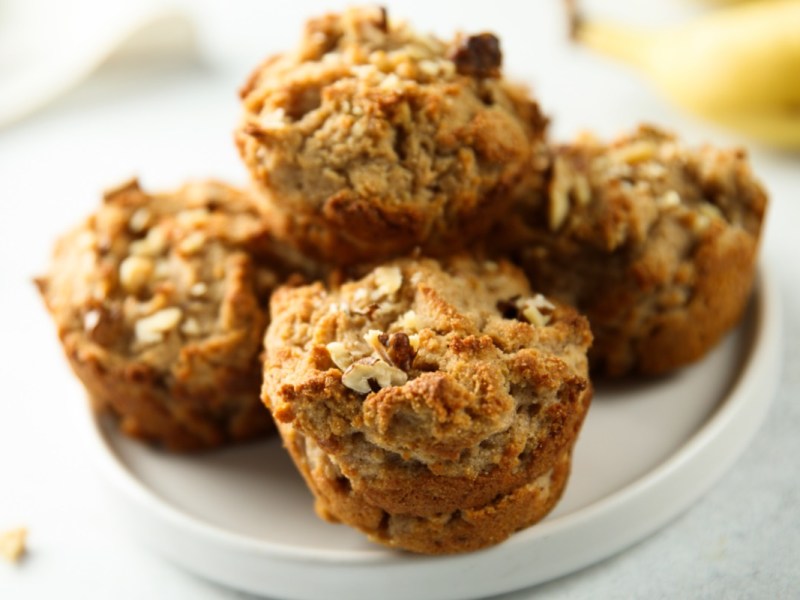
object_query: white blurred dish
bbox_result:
[85,268,781,600]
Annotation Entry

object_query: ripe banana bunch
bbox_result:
[572,0,800,148]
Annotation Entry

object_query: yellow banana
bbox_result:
[572,0,800,148]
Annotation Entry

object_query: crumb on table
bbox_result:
[0,527,27,563]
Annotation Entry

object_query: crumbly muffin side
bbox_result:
[263,257,592,553]
[38,179,314,450]
[490,125,767,376]
[237,7,548,264]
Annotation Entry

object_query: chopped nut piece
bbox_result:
[178,231,206,256]
[119,255,153,294]
[549,158,572,231]
[189,282,208,297]
[573,174,592,206]
[135,307,182,345]
[181,317,201,336]
[258,108,287,130]
[611,140,657,164]
[379,73,402,91]
[450,33,502,78]
[129,208,152,233]
[519,295,555,327]
[699,203,723,221]
[658,190,682,209]
[176,208,210,229]
[326,341,354,370]
[83,309,100,332]
[0,527,27,563]
[341,357,408,394]
[364,329,392,364]
[364,330,416,370]
[418,59,439,77]
[129,227,166,257]
[372,266,403,298]
[83,306,122,345]
[385,332,415,371]
[498,294,554,326]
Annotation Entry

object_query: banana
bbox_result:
[571,0,800,148]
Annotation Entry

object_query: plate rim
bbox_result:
[83,266,783,595]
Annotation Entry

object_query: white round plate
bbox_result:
[86,268,782,600]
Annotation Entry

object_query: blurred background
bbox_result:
[1,0,798,598]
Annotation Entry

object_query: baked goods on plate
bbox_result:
[237,6,548,265]
[37,179,313,451]
[262,256,592,553]
[489,125,767,376]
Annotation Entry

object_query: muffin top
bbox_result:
[37,179,309,375]
[519,125,767,253]
[237,6,547,262]
[489,125,767,375]
[263,256,591,482]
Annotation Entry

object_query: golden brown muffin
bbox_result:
[236,6,547,265]
[37,179,317,451]
[262,256,592,553]
[488,125,767,376]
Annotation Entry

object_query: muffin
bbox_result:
[489,125,767,376]
[37,179,315,451]
[262,257,592,553]
[236,6,548,265]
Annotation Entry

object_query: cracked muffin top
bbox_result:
[237,6,548,264]
[37,179,322,449]
[489,124,767,375]
[39,181,310,370]
[38,178,313,382]
[263,256,591,485]
[537,124,766,252]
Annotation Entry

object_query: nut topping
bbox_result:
[135,307,183,345]
[385,332,415,371]
[657,190,682,209]
[341,357,408,394]
[326,341,354,370]
[129,208,152,233]
[181,317,201,336]
[372,266,403,299]
[365,330,416,371]
[365,329,392,364]
[189,282,208,297]
[519,295,555,327]
[178,231,206,256]
[450,33,502,78]
[129,227,166,257]
[498,294,555,326]
[119,255,153,294]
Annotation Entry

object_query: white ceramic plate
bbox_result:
[85,268,781,600]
